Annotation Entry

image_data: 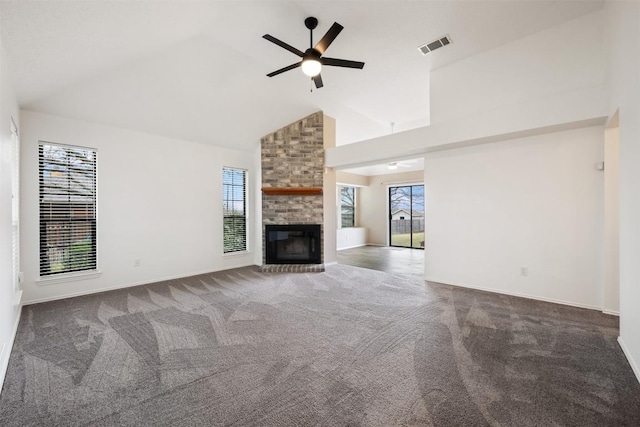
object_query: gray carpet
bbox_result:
[1,264,639,426]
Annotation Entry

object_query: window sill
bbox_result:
[37,270,102,286]
[223,250,251,257]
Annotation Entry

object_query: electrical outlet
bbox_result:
[520,267,528,276]
[134,259,141,267]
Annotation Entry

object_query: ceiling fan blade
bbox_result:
[321,57,365,69]
[313,74,324,89]
[266,62,302,77]
[263,34,304,57]
[314,22,343,55]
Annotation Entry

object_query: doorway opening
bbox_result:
[389,184,425,249]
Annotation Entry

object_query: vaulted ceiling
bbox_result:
[0,1,603,151]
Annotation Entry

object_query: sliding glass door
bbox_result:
[389,185,425,249]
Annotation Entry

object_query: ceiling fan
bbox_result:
[263,17,365,89]
[388,161,416,170]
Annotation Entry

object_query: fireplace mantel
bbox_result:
[261,187,323,196]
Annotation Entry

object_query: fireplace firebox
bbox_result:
[265,224,321,264]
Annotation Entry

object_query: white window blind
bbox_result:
[223,167,247,253]
[11,119,19,292]
[39,142,97,276]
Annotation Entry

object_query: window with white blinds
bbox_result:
[223,167,247,253]
[11,119,19,292]
[39,142,97,276]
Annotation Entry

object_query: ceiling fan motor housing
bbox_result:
[305,17,319,30]
[304,48,321,59]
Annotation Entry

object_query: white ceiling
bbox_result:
[0,1,603,152]
[341,157,425,177]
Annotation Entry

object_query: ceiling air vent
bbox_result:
[418,35,451,55]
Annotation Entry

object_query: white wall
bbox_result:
[323,114,337,264]
[430,11,605,125]
[604,0,640,380]
[603,124,619,314]
[337,227,367,250]
[252,143,263,267]
[424,126,604,309]
[360,170,424,246]
[20,110,256,304]
[0,29,22,391]
[336,171,368,187]
[325,10,607,170]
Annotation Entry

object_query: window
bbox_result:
[223,167,247,253]
[11,119,19,292]
[340,186,356,228]
[39,142,97,276]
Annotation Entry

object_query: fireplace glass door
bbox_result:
[265,224,321,264]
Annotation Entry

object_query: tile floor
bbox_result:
[336,245,425,280]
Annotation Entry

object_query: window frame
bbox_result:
[339,185,356,229]
[38,141,98,278]
[222,167,248,254]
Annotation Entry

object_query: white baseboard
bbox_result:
[602,309,620,316]
[0,305,22,396]
[424,277,603,312]
[337,244,367,251]
[0,344,5,386]
[618,336,640,385]
[365,243,386,247]
[23,264,257,306]
[13,290,23,307]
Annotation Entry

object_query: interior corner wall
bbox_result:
[0,29,22,391]
[19,110,256,305]
[604,0,640,380]
[253,143,263,267]
[603,126,619,315]
[326,11,608,174]
[424,126,604,309]
[430,10,605,126]
[359,170,424,246]
[336,171,369,187]
[323,114,337,264]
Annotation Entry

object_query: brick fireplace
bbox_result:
[260,111,332,272]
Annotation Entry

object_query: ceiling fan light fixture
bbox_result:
[263,17,364,88]
[301,58,322,77]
